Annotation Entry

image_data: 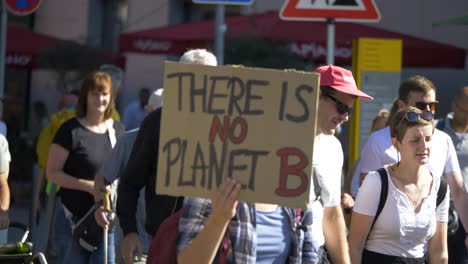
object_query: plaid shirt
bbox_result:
[177,198,318,264]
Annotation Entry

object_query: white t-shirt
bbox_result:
[354,167,450,258]
[351,126,460,196]
[310,134,343,248]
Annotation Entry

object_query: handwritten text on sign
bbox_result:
[156,62,319,208]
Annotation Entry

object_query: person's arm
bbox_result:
[445,171,468,234]
[323,205,350,264]
[0,163,9,230]
[427,222,448,264]
[46,144,94,194]
[178,179,241,264]
[348,212,374,264]
[356,131,385,186]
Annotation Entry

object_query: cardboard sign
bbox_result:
[156,61,319,209]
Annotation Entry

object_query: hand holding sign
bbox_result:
[211,178,241,223]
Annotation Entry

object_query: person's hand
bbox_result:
[341,193,354,209]
[210,178,241,223]
[121,233,142,264]
[0,209,9,230]
[94,206,115,230]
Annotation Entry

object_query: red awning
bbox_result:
[7,25,125,69]
[119,11,466,68]
[6,25,60,68]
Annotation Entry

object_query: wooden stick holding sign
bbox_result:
[156,61,319,209]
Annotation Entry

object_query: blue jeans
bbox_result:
[53,198,115,264]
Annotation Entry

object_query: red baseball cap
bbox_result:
[314,65,373,100]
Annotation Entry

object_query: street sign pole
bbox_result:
[326,18,335,65]
[0,2,7,113]
[215,4,226,65]
[193,0,254,65]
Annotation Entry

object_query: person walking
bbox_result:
[349,106,449,263]
[46,71,125,263]
[351,76,467,254]
[437,86,468,263]
[116,49,218,264]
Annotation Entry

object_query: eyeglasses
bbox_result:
[395,110,434,131]
[322,90,353,116]
[415,101,438,112]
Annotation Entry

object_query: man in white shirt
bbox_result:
[312,65,373,263]
[437,86,468,262]
[352,76,468,252]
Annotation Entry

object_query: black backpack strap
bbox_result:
[435,118,445,131]
[368,168,389,238]
[436,176,448,208]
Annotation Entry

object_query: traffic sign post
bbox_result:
[193,0,254,5]
[0,0,42,116]
[193,0,254,65]
[279,0,380,64]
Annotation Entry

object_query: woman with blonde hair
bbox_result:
[349,106,449,264]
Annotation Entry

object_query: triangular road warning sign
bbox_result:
[280,0,380,22]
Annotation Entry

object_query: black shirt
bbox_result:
[117,108,183,236]
[53,118,125,218]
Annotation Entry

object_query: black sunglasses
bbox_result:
[322,90,353,116]
[415,101,438,112]
[396,110,434,130]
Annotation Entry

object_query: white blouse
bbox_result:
[353,167,450,258]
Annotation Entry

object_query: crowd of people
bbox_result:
[0,48,466,264]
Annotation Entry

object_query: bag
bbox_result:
[71,203,104,252]
[146,209,229,264]
[447,200,459,238]
[146,209,182,264]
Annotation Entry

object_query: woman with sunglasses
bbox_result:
[349,106,450,264]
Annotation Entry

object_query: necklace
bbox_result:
[389,165,423,206]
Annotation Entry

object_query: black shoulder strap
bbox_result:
[436,176,448,208]
[368,168,389,237]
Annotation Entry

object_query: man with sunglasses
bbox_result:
[436,86,468,263]
[311,65,373,264]
[352,76,468,254]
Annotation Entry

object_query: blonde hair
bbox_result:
[370,109,390,133]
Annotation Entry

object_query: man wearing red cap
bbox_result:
[311,65,372,263]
